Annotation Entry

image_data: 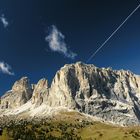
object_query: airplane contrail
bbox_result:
[87,3,140,63]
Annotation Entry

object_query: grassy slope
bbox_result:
[0,111,140,140]
[80,122,140,140]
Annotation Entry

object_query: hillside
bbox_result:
[1,112,140,140]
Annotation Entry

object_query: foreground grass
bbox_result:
[0,112,140,140]
[80,122,140,140]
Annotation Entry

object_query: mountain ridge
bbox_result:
[1,62,140,126]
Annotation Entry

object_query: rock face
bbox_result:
[0,77,33,109]
[1,62,140,126]
[31,78,49,107]
[44,62,140,125]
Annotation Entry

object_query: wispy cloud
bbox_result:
[0,62,14,76]
[45,25,77,59]
[0,14,9,28]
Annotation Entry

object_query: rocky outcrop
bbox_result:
[31,78,49,107]
[0,77,33,109]
[1,62,140,126]
[44,62,140,125]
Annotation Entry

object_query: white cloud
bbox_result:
[0,14,9,28]
[45,25,77,59]
[0,62,14,76]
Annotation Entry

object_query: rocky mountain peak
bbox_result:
[46,62,140,125]
[12,77,31,92]
[0,77,33,109]
[1,62,140,126]
[31,78,49,106]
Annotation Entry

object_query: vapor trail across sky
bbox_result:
[87,3,140,63]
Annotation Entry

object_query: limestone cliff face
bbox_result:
[31,78,49,107]
[0,77,33,109]
[1,62,140,125]
[44,62,140,125]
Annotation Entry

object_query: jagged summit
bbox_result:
[1,62,140,126]
[63,61,95,68]
[0,76,33,109]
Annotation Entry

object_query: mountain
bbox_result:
[1,62,140,126]
[0,77,33,109]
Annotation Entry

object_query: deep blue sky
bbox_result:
[0,0,140,96]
